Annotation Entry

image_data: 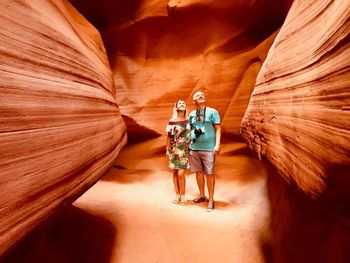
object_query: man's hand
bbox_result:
[214,124,221,155]
[214,145,220,154]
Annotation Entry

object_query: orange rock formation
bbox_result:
[241,0,350,198]
[71,0,292,138]
[241,1,350,262]
[2,0,350,262]
[0,0,126,256]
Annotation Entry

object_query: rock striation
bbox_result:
[0,0,126,256]
[241,1,350,261]
[241,0,350,198]
[70,0,292,139]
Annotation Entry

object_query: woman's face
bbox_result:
[176,100,186,111]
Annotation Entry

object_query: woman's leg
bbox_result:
[173,169,180,195]
[177,169,186,196]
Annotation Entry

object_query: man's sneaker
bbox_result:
[180,195,186,205]
[172,194,180,204]
[207,200,215,212]
[191,196,206,204]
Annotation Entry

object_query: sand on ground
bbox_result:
[74,136,271,263]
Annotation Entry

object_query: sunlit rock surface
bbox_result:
[0,0,126,256]
[2,0,349,261]
[241,1,350,260]
[70,0,292,139]
[241,0,350,198]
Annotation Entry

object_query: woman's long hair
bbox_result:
[171,99,187,120]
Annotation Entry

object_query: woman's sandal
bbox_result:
[172,194,180,203]
[180,195,186,205]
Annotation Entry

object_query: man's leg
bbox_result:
[196,172,205,198]
[202,151,215,211]
[207,175,215,211]
[206,174,215,201]
[189,150,206,203]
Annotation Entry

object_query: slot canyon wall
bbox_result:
[70,0,350,261]
[1,0,349,262]
[0,0,126,256]
[70,0,292,139]
[241,0,350,262]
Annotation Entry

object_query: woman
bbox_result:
[166,99,191,205]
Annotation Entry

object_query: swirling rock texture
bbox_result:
[70,0,292,139]
[0,0,126,256]
[241,0,350,201]
[4,0,349,262]
[241,0,350,261]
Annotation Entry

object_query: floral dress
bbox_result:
[166,119,191,169]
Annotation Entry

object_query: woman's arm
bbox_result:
[166,135,171,152]
[165,124,172,156]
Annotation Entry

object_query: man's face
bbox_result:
[193,91,205,105]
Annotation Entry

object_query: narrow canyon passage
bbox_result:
[1,1,349,262]
[74,137,271,262]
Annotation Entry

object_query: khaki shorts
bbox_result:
[189,150,215,175]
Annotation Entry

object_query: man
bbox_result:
[188,91,221,211]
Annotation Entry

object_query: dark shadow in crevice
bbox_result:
[1,205,116,263]
[102,167,153,184]
[220,144,250,156]
[260,237,273,263]
[221,133,245,143]
[122,115,161,145]
[265,164,350,263]
[112,164,127,170]
[319,164,350,222]
[69,0,144,31]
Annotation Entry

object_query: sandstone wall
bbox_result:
[241,0,350,198]
[241,0,350,261]
[0,0,126,256]
[71,0,292,139]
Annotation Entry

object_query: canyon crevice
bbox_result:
[1,0,349,262]
[0,0,126,256]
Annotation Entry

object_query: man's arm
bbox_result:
[214,124,221,153]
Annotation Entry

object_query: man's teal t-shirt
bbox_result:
[189,107,220,151]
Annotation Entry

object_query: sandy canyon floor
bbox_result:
[73,137,271,263]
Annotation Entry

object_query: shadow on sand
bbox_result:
[1,205,116,263]
[102,166,154,184]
